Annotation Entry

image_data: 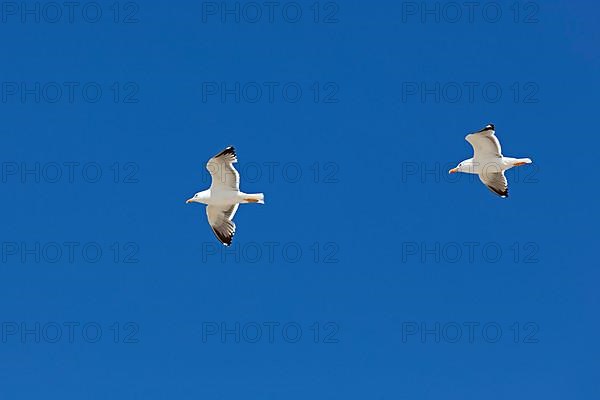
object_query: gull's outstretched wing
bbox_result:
[206,146,240,192]
[206,204,239,246]
[479,171,508,198]
[465,124,502,159]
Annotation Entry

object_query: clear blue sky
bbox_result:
[1,0,598,398]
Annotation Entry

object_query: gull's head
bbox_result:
[449,159,473,174]
[186,191,208,204]
[449,162,462,174]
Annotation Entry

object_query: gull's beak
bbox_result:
[186,198,194,204]
[449,167,459,174]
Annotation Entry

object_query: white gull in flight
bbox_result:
[449,124,532,198]
[186,146,264,246]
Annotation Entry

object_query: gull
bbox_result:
[449,124,532,198]
[186,146,264,246]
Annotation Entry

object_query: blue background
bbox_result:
[1,0,598,398]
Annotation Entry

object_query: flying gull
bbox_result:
[186,146,264,246]
[449,124,532,198]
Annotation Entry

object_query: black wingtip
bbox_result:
[477,124,495,133]
[215,229,234,247]
[483,182,508,198]
[215,146,236,159]
[488,186,508,198]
